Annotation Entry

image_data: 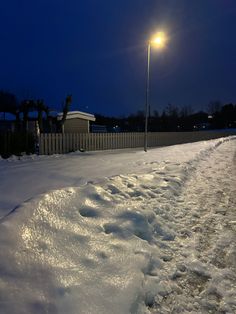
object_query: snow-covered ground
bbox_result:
[0,137,236,313]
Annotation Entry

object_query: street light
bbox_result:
[144,32,167,152]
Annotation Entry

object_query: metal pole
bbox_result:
[144,43,151,152]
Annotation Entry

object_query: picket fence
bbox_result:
[39,132,147,155]
[39,130,236,155]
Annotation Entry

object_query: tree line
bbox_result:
[0,90,72,133]
[95,102,236,132]
[1,90,236,133]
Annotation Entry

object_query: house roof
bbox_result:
[57,111,96,122]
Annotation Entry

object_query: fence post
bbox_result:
[39,134,44,155]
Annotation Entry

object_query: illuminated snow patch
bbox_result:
[0,136,236,313]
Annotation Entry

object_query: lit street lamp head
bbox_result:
[150,31,167,49]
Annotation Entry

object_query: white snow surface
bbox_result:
[0,137,236,313]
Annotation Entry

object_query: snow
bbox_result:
[0,136,236,313]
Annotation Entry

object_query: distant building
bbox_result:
[57,111,96,133]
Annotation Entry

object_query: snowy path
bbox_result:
[148,138,236,313]
[0,137,236,313]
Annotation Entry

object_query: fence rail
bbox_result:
[39,130,236,155]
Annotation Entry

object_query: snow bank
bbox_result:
[0,137,232,218]
[0,136,236,313]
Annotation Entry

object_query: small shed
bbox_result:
[57,111,96,133]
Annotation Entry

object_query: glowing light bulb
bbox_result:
[150,32,167,48]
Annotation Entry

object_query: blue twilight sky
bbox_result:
[0,0,236,116]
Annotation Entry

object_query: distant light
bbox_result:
[208,115,213,119]
[150,32,167,49]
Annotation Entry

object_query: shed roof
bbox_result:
[57,111,96,122]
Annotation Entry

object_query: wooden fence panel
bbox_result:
[100,133,103,150]
[75,133,78,151]
[38,130,236,155]
[39,134,44,155]
[78,133,82,150]
[3,130,235,157]
[108,133,111,150]
[45,134,49,154]
[74,133,77,151]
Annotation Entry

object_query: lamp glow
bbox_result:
[150,32,167,48]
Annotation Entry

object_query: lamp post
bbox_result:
[144,32,167,152]
[144,42,151,152]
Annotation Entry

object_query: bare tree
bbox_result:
[35,99,48,133]
[180,105,193,117]
[20,99,35,131]
[207,100,222,114]
[60,94,72,133]
[0,90,19,120]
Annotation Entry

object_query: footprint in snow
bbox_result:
[79,207,100,218]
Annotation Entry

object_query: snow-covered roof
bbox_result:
[57,111,96,122]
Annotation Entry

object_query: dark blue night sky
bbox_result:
[0,0,236,116]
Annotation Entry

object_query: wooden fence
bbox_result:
[39,130,236,155]
[0,132,35,157]
[39,133,145,155]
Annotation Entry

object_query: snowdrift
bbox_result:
[0,136,236,313]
